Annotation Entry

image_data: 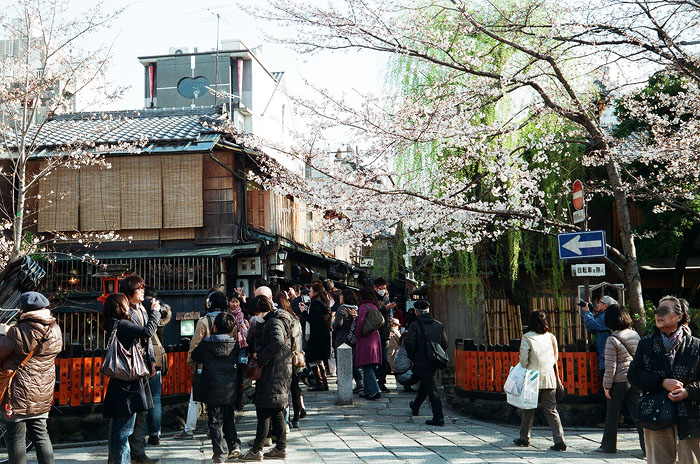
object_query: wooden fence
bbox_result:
[53,351,191,407]
[454,341,600,397]
[483,296,589,348]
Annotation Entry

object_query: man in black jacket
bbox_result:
[405,300,448,426]
[191,312,241,463]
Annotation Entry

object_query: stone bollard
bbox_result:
[336,343,353,405]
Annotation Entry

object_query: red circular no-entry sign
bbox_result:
[572,179,584,210]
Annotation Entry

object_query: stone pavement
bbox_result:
[16,377,645,463]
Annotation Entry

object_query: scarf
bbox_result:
[230,307,248,348]
[661,325,688,365]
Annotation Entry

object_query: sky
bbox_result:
[6,0,388,116]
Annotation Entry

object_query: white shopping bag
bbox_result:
[505,365,540,410]
[503,363,528,395]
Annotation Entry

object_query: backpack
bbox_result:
[417,319,449,369]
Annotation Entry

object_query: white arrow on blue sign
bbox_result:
[557,230,607,260]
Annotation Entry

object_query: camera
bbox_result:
[144,297,172,324]
[302,295,310,304]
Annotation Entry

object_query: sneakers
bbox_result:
[366,392,381,400]
[238,450,263,461]
[513,438,529,447]
[550,442,567,451]
[173,430,194,440]
[353,384,363,393]
[263,447,287,459]
[147,435,160,446]
[425,418,445,426]
[378,383,390,393]
[247,438,272,447]
[227,442,241,460]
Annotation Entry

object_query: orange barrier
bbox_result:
[454,348,601,396]
[53,352,192,407]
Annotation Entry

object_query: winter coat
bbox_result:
[190,333,239,406]
[628,327,700,440]
[187,311,220,369]
[332,304,357,349]
[405,313,447,373]
[255,310,293,409]
[584,310,610,371]
[518,331,558,389]
[375,294,391,342]
[0,309,62,418]
[387,327,401,372]
[305,299,331,363]
[603,328,641,389]
[102,310,160,418]
[354,302,382,367]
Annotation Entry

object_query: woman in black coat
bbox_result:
[102,293,160,464]
[628,296,700,464]
[239,300,294,461]
[305,282,331,391]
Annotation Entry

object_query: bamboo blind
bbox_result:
[161,227,195,240]
[79,164,121,231]
[118,229,160,241]
[530,296,588,347]
[38,164,79,232]
[162,154,203,229]
[119,156,162,229]
[483,298,523,345]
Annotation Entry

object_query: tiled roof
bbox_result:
[29,106,227,149]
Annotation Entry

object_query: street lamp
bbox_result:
[277,249,288,263]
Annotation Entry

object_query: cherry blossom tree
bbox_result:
[238,0,700,325]
[0,0,126,269]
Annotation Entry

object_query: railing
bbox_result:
[454,340,601,397]
[53,351,191,407]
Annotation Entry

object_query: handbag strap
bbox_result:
[17,323,53,371]
[611,333,634,358]
[550,333,561,380]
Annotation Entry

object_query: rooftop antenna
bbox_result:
[214,13,220,105]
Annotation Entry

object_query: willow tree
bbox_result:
[241,0,700,325]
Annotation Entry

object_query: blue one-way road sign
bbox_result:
[558,230,607,260]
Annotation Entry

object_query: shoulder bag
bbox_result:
[0,324,52,414]
[101,320,150,381]
[550,334,565,401]
[417,320,449,369]
[361,306,385,337]
[637,390,677,430]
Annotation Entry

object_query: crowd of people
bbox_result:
[513,295,700,464]
[4,278,700,464]
[96,275,446,463]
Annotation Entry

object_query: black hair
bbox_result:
[528,309,550,334]
[249,295,274,315]
[373,277,388,288]
[359,287,379,306]
[120,275,145,297]
[604,304,633,331]
[341,289,359,306]
[214,312,236,334]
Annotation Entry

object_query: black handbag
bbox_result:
[417,320,449,369]
[101,320,150,381]
[637,390,677,430]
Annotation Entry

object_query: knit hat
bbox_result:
[413,300,430,314]
[19,292,50,312]
[207,291,228,311]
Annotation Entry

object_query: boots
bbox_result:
[309,365,329,391]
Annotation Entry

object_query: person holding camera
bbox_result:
[102,292,161,464]
[144,286,171,446]
[120,275,159,464]
[581,295,617,373]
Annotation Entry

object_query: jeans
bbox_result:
[147,371,162,437]
[129,411,147,457]
[6,418,54,464]
[253,407,286,452]
[362,364,380,396]
[208,404,239,459]
[413,368,443,421]
[185,390,201,433]
[110,414,137,464]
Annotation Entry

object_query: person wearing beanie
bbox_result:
[404,300,447,426]
[177,290,229,440]
[0,291,62,464]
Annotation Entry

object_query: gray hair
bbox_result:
[656,295,689,325]
[600,296,618,306]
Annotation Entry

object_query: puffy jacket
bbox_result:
[332,304,356,349]
[190,334,239,405]
[603,328,640,389]
[405,313,447,372]
[255,310,293,409]
[0,309,62,417]
[628,327,700,440]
